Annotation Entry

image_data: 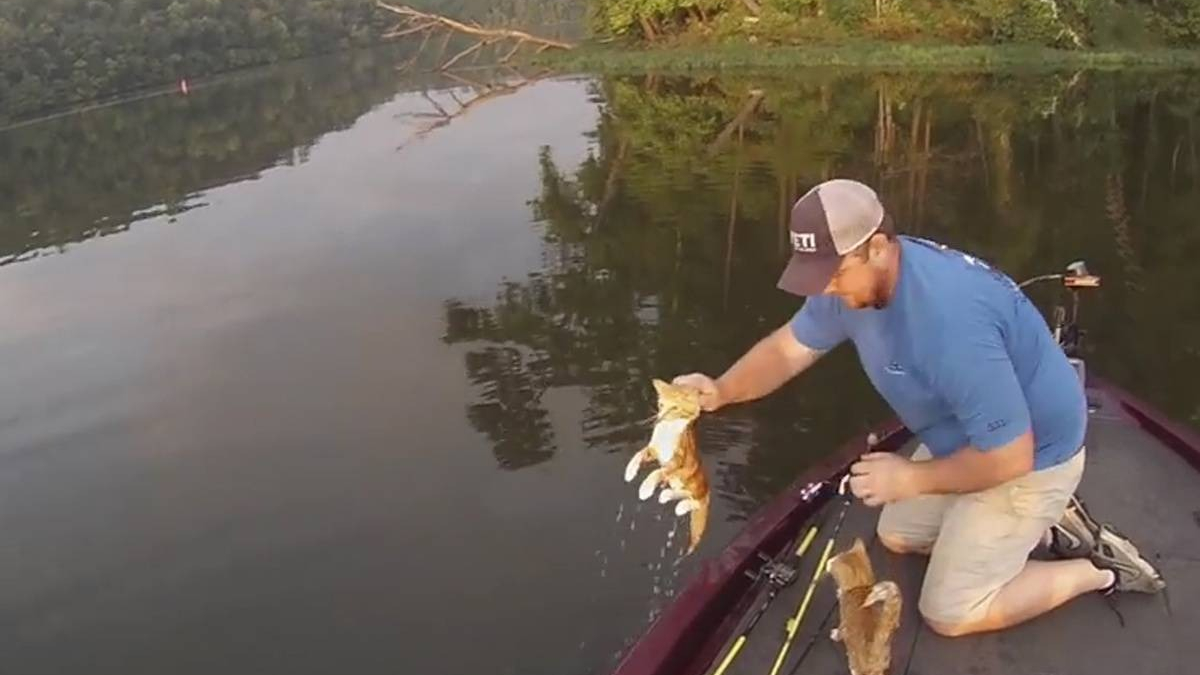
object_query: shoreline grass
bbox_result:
[534,40,1200,74]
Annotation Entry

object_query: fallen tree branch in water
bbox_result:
[384,21,440,38]
[377,1,574,70]
[441,38,494,70]
[707,89,765,156]
[396,70,549,151]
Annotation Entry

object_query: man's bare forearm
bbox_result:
[715,324,824,406]
[910,433,1035,496]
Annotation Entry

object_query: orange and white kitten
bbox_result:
[826,538,903,675]
[624,379,710,555]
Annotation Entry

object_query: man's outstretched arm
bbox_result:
[674,323,827,411]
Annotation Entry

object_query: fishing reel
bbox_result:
[745,552,800,588]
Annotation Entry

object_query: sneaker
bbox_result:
[1049,494,1100,559]
[1091,524,1166,594]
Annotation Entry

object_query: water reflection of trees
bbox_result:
[0,46,445,266]
[445,69,1200,510]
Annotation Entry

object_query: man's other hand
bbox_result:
[850,452,920,507]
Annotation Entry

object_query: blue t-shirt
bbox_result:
[790,236,1086,470]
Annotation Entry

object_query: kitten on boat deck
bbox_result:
[826,538,903,675]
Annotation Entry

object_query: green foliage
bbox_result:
[973,0,1075,45]
[716,8,848,44]
[764,0,820,15]
[1149,0,1200,44]
[0,0,386,124]
[827,0,874,27]
[863,7,924,40]
[591,0,727,37]
[539,40,1200,72]
[1086,2,1158,48]
[586,0,1200,48]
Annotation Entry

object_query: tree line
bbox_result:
[0,48,413,262]
[0,0,390,124]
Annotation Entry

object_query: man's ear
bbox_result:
[868,232,890,261]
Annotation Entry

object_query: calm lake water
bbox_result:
[1,50,1198,674]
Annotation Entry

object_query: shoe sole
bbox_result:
[1093,526,1166,593]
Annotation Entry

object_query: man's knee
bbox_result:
[917,584,991,637]
[878,532,913,554]
[877,529,931,555]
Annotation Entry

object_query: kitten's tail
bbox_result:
[685,494,709,556]
[862,580,903,650]
[861,580,901,612]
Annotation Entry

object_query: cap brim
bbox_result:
[776,253,839,296]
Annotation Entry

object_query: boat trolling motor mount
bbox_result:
[1019,260,1102,389]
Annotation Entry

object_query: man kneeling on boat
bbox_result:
[672,178,1165,638]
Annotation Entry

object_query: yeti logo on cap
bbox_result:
[790,232,817,253]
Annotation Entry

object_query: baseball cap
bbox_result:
[776,179,893,296]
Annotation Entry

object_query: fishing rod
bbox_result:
[707,475,845,675]
[708,522,819,675]
[766,472,854,675]
[709,427,879,675]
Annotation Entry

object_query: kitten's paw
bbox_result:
[658,488,687,504]
[829,627,842,642]
[638,469,663,500]
[675,498,699,516]
[624,449,646,483]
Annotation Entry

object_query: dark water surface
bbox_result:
[1,51,1198,674]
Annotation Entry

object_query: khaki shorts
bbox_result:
[876,444,1086,625]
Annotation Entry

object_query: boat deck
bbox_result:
[719,395,1200,675]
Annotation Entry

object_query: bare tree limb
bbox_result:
[396,27,434,72]
[442,39,489,70]
[377,2,574,51]
[384,21,439,38]
[500,39,526,63]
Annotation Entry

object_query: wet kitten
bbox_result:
[826,538,903,675]
[623,379,710,554]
